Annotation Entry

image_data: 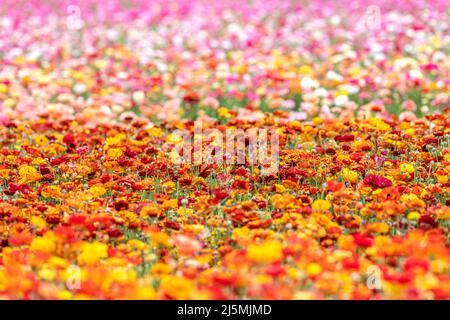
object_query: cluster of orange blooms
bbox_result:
[0,111,449,299]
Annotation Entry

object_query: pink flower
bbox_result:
[399,111,417,122]
[200,97,219,109]
[76,146,90,155]
[402,100,416,111]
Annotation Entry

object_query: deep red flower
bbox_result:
[164,220,181,230]
[418,214,438,229]
[114,200,129,211]
[62,134,77,149]
[363,174,392,188]
[213,189,229,200]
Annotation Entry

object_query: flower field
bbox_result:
[0,0,449,300]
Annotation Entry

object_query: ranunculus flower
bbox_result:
[363,174,392,188]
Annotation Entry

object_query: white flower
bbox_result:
[334,95,349,106]
[73,83,87,94]
[132,91,146,104]
[409,69,423,79]
[326,70,343,82]
[314,87,328,97]
[300,77,317,89]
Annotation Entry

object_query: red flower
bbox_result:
[342,256,360,270]
[363,174,392,188]
[350,152,365,162]
[404,257,429,272]
[418,214,438,229]
[68,214,87,225]
[232,179,250,190]
[108,228,123,238]
[55,225,76,243]
[62,134,77,149]
[114,200,129,211]
[328,180,345,192]
[353,233,374,247]
[8,232,33,246]
[335,134,355,142]
[213,189,228,200]
[164,220,181,230]
[265,263,285,277]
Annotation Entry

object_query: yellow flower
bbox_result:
[0,169,10,179]
[30,237,56,254]
[163,199,178,209]
[272,193,297,209]
[34,135,49,146]
[3,98,15,108]
[31,157,47,165]
[368,118,390,131]
[43,143,66,157]
[47,256,69,268]
[56,290,74,300]
[151,262,172,276]
[274,184,286,193]
[218,107,231,118]
[132,287,157,300]
[163,181,176,193]
[437,175,448,184]
[18,165,40,183]
[148,127,163,137]
[405,128,415,135]
[77,242,108,265]
[299,65,313,75]
[435,207,450,220]
[407,211,420,220]
[166,133,183,144]
[38,268,56,281]
[400,163,415,173]
[312,117,323,125]
[306,263,322,277]
[0,83,8,93]
[366,222,390,234]
[105,135,122,146]
[255,274,271,284]
[107,148,123,159]
[127,239,147,251]
[341,168,358,183]
[149,232,172,247]
[430,260,448,273]
[30,216,47,229]
[160,275,194,299]
[288,120,302,128]
[312,199,331,211]
[101,268,137,293]
[177,207,194,216]
[247,240,283,264]
[5,155,17,164]
[401,193,426,209]
[88,185,107,198]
